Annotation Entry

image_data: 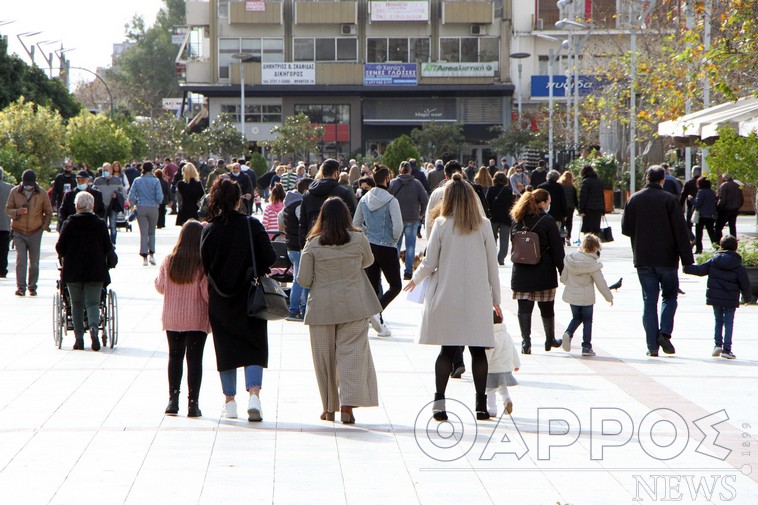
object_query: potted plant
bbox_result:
[695,238,758,301]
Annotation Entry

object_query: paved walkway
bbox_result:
[1,213,757,505]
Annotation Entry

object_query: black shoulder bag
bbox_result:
[245,218,290,320]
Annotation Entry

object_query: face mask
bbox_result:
[77,183,88,191]
[23,185,34,191]
[64,168,72,173]
[102,171,110,178]
[545,204,551,213]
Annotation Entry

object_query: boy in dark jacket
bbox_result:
[684,235,753,359]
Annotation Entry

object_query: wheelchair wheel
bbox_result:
[53,293,64,349]
[108,290,118,348]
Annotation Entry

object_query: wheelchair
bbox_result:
[53,276,119,350]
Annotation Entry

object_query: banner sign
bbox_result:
[421,62,496,78]
[261,63,315,85]
[530,75,605,97]
[370,1,430,22]
[162,98,184,110]
[246,1,266,12]
[363,63,417,86]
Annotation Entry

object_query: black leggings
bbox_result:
[166,331,208,397]
[436,346,488,396]
[365,243,402,310]
[517,299,555,318]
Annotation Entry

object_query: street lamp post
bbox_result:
[68,66,114,118]
[16,31,42,65]
[231,53,248,141]
[556,19,593,157]
[535,34,566,170]
[510,52,531,125]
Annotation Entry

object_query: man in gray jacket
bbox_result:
[0,169,13,278]
[388,161,429,280]
[93,163,126,244]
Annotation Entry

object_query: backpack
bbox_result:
[511,215,547,265]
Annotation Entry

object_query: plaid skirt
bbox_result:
[512,288,557,302]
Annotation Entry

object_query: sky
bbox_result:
[2,0,166,90]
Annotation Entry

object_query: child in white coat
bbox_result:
[560,234,613,356]
[486,312,520,417]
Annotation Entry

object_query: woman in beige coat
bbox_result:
[404,174,502,421]
[298,197,383,424]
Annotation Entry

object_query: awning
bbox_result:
[658,96,758,143]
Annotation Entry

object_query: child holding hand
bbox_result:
[486,312,520,417]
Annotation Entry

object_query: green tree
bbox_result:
[488,125,538,159]
[410,122,466,161]
[66,113,133,167]
[192,115,247,160]
[382,135,420,175]
[0,98,66,184]
[249,151,269,179]
[263,113,323,161]
[706,127,758,187]
[139,114,187,158]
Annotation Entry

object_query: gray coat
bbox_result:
[93,175,125,208]
[0,179,12,232]
[388,174,429,223]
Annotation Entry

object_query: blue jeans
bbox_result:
[565,304,594,349]
[396,221,418,276]
[636,266,679,352]
[219,366,263,397]
[105,210,118,244]
[287,250,309,314]
[713,306,735,352]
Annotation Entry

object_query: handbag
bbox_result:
[245,218,290,320]
[599,217,614,243]
[511,214,547,265]
[692,209,700,225]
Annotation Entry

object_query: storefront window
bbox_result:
[218,37,284,79]
[294,38,358,62]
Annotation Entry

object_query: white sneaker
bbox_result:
[148,254,156,265]
[377,322,392,337]
[561,332,571,352]
[369,314,382,332]
[247,394,263,422]
[221,400,238,419]
[142,258,148,266]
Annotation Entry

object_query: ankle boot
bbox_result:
[475,394,490,420]
[518,314,532,354]
[165,390,179,415]
[90,328,101,352]
[542,317,562,351]
[73,333,84,350]
[187,394,201,418]
[432,392,447,422]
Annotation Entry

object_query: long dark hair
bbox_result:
[208,176,241,222]
[142,161,154,175]
[166,221,204,284]
[307,197,361,246]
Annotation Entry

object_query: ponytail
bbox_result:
[510,188,550,223]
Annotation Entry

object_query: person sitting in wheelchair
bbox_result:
[55,192,115,351]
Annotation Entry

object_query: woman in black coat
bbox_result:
[510,188,565,354]
[55,191,113,351]
[486,172,514,265]
[201,177,276,422]
[578,165,605,235]
[154,168,171,229]
[175,163,205,226]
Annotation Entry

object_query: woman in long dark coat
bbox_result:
[176,162,205,226]
[201,177,276,422]
[578,165,605,235]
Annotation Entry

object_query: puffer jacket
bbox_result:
[560,250,614,306]
[684,251,753,308]
[485,323,521,374]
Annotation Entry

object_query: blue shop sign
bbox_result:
[530,75,605,97]
[364,63,418,86]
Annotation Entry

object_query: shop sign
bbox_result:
[420,62,496,78]
[162,98,184,110]
[363,98,457,123]
[370,1,430,22]
[261,63,315,85]
[363,63,417,86]
[246,1,266,12]
[530,75,605,97]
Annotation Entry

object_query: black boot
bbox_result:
[543,317,562,351]
[90,328,100,352]
[476,394,490,420]
[187,394,201,418]
[165,390,179,415]
[518,314,532,354]
[432,392,447,422]
[73,333,84,350]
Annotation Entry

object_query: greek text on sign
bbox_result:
[421,62,496,78]
[262,63,316,85]
[245,1,265,12]
[370,1,430,22]
[364,63,417,86]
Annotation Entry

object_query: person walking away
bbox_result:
[5,170,53,296]
[538,170,568,233]
[680,165,702,241]
[0,169,13,278]
[403,174,502,421]
[661,163,682,197]
[388,161,429,280]
[510,189,565,354]
[474,166,493,188]
[408,158,431,195]
[692,177,719,254]
[93,163,126,244]
[529,160,548,188]
[297,198,382,424]
[206,159,227,191]
[55,192,113,350]
[485,172,514,265]
[715,175,743,240]
[279,178,313,320]
[353,165,403,337]
[486,311,520,417]
[58,170,106,224]
[299,159,357,248]
[129,161,164,266]
[175,163,205,226]
[683,235,753,360]
[578,165,605,235]
[123,162,140,187]
[153,169,171,229]
[155,221,210,417]
[427,159,446,191]
[621,165,694,357]
[558,171,578,245]
[559,234,614,357]
[201,178,277,422]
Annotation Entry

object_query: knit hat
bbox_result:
[21,170,36,185]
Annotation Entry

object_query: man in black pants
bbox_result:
[716,175,743,240]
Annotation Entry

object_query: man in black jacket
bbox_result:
[538,170,568,227]
[408,158,431,195]
[622,165,694,357]
[281,177,313,320]
[228,163,253,215]
[529,160,548,188]
[58,171,106,224]
[51,161,78,211]
[680,165,701,241]
[299,158,357,248]
[716,175,744,239]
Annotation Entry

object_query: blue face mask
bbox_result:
[102,171,110,178]
[77,183,88,191]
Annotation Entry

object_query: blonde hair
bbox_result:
[510,188,550,223]
[474,166,493,187]
[580,234,601,253]
[557,170,574,187]
[182,163,200,182]
[437,173,482,234]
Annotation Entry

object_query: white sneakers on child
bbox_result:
[247,394,263,422]
[221,400,238,419]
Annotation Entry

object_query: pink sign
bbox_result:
[246,1,266,12]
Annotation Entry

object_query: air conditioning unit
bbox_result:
[341,24,357,36]
[535,18,544,30]
[470,24,486,36]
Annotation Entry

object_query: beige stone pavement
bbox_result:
[0,212,757,505]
